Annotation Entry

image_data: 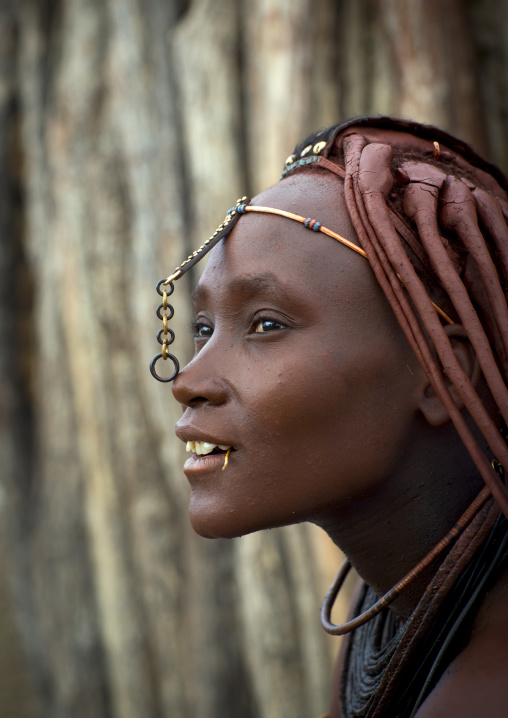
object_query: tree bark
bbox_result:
[0,1,507,717]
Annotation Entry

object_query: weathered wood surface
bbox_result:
[0,1,507,716]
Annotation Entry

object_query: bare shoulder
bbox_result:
[415,567,508,718]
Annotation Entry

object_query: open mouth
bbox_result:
[185,441,235,456]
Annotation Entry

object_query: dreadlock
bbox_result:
[283,116,508,717]
[288,116,508,517]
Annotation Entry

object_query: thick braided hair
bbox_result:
[283,117,508,716]
[285,116,508,522]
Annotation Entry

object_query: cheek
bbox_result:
[186,332,421,538]
[239,347,418,498]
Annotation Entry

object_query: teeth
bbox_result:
[200,442,216,455]
[185,441,232,455]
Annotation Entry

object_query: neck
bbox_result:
[311,421,485,619]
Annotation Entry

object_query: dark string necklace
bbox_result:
[341,587,404,718]
[341,513,508,718]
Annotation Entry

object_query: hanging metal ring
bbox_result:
[156,279,174,297]
[150,353,180,383]
[157,303,175,321]
[157,327,175,345]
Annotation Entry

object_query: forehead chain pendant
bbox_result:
[149,278,179,383]
[150,197,249,383]
[150,179,454,384]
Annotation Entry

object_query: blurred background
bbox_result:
[0,0,507,716]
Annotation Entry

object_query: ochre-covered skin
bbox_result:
[171,121,508,716]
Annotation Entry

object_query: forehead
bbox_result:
[253,172,358,245]
[193,174,396,327]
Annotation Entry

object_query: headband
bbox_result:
[150,197,453,383]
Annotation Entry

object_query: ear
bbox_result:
[419,325,480,427]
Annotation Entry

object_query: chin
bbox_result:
[189,510,252,539]
[188,497,292,539]
[188,499,249,539]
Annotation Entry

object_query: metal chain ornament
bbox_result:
[150,279,179,383]
[150,197,249,383]
[150,188,454,384]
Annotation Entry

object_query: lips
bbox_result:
[175,421,238,478]
[176,421,237,451]
[182,443,236,478]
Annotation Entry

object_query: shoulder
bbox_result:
[413,640,508,717]
[414,567,508,718]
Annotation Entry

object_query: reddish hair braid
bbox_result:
[290,118,508,521]
[285,117,508,716]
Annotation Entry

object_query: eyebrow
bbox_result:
[193,272,292,306]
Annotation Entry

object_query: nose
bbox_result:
[172,351,230,409]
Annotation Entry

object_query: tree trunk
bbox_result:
[0,1,507,717]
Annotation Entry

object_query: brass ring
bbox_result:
[149,353,179,383]
[163,314,168,334]
[157,327,175,345]
[163,290,168,310]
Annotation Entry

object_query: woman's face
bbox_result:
[173,173,426,539]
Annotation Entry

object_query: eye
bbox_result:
[192,320,213,338]
[253,318,285,333]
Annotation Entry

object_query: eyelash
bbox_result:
[191,316,286,338]
[252,318,285,334]
[191,319,213,338]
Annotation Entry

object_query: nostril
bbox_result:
[189,396,208,407]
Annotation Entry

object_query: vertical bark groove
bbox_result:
[0,2,507,716]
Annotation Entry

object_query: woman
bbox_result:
[151,117,508,717]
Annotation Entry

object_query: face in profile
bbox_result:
[173,172,428,540]
[168,120,508,718]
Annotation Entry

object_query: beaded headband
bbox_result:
[150,192,452,382]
